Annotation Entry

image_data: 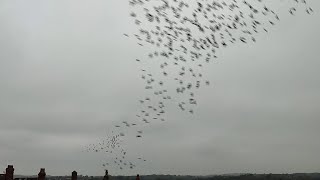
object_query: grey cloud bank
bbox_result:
[0,0,320,176]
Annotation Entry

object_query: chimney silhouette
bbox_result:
[38,168,46,180]
[135,174,140,180]
[72,171,77,180]
[5,165,14,180]
[103,170,109,180]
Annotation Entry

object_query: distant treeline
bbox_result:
[46,173,320,180]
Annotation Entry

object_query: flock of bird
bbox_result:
[84,132,147,171]
[84,0,314,172]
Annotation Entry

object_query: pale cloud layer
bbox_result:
[0,0,320,176]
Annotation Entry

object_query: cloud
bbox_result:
[0,0,320,176]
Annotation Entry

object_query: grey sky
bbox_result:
[0,0,320,176]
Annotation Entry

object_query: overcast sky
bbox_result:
[0,0,320,177]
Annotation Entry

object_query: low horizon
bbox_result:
[2,164,320,177]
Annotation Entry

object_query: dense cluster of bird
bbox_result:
[85,0,313,172]
[84,131,147,171]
